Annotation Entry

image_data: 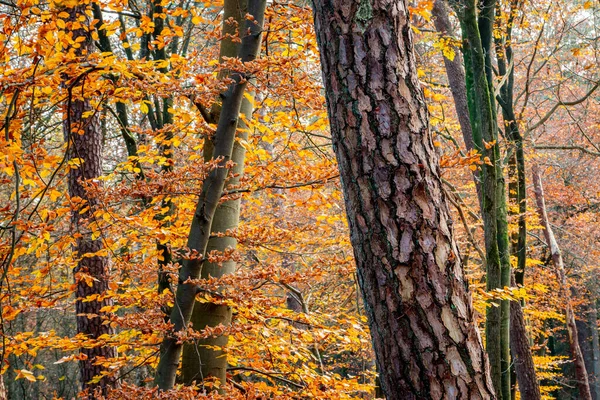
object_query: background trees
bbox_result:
[0,0,599,399]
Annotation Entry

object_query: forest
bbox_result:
[0,0,599,398]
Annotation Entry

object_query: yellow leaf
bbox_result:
[16,369,36,382]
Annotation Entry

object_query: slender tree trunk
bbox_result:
[431,0,475,153]
[532,164,592,400]
[493,3,540,397]
[182,0,253,385]
[312,1,496,398]
[154,0,266,389]
[479,3,511,397]
[61,4,116,397]
[450,1,505,395]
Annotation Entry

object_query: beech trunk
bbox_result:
[154,0,266,389]
[182,0,253,385]
[312,0,496,398]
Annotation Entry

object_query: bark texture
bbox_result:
[154,0,266,389]
[312,0,496,398]
[532,164,592,400]
[509,299,540,400]
[63,4,116,396]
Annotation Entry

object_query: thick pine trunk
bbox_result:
[532,164,592,400]
[61,4,116,396]
[312,0,496,398]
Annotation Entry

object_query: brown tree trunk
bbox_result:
[431,0,475,153]
[578,307,597,398]
[532,164,592,400]
[62,4,116,397]
[509,297,541,399]
[312,1,496,398]
[590,301,600,400]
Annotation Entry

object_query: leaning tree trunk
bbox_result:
[61,4,117,396]
[154,0,266,389]
[532,164,592,400]
[182,0,253,386]
[312,0,496,398]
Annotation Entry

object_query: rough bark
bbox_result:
[509,297,541,399]
[182,0,253,385]
[312,0,496,398]
[62,4,116,396]
[154,0,266,389]
[532,164,592,400]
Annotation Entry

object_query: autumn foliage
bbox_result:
[0,0,599,399]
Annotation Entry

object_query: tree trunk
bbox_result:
[532,164,592,400]
[579,308,596,397]
[509,297,541,399]
[591,301,600,400]
[312,1,496,398]
[449,0,505,395]
[154,0,266,389]
[182,0,253,386]
[493,3,540,397]
[431,0,475,153]
[62,4,116,397]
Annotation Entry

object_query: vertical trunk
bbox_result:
[431,0,482,207]
[578,308,595,396]
[578,300,600,400]
[591,301,600,400]
[62,4,116,396]
[182,0,252,386]
[312,0,496,398]
[479,2,511,396]
[494,3,540,397]
[509,299,541,399]
[431,0,475,153]
[532,164,592,400]
[450,0,504,395]
[154,0,266,389]
[0,373,5,400]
